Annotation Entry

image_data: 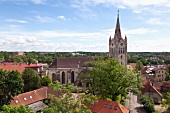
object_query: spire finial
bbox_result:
[117,10,119,17]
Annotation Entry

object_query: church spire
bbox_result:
[114,10,121,40]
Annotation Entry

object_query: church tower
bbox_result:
[109,12,127,66]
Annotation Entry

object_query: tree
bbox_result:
[0,70,24,106]
[43,81,96,113]
[136,60,144,71]
[88,58,142,101]
[161,92,170,112]
[140,95,155,113]
[0,105,35,113]
[22,68,41,92]
[41,76,51,86]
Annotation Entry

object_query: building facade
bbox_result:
[109,13,127,66]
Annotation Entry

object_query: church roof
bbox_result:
[49,57,92,68]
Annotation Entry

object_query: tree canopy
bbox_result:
[140,95,155,113]
[41,76,51,86]
[22,68,41,92]
[136,60,144,71]
[0,105,35,113]
[161,92,170,112]
[88,58,142,101]
[0,70,24,107]
[43,81,96,113]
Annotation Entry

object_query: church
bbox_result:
[47,12,128,84]
[109,12,127,66]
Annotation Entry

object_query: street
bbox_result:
[126,92,146,113]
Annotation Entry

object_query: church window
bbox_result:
[71,71,74,83]
[121,43,123,46]
[123,48,124,53]
[121,48,122,54]
[62,72,65,84]
[112,43,114,46]
[52,73,57,83]
[121,55,122,59]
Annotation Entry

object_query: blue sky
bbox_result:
[0,0,170,52]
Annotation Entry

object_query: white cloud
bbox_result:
[31,0,46,4]
[35,15,54,23]
[71,0,170,14]
[57,16,71,20]
[5,19,28,24]
[0,26,160,52]
[128,37,170,52]
[146,18,165,25]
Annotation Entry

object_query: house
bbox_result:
[140,65,166,82]
[88,99,129,113]
[10,87,59,112]
[0,62,48,76]
[141,79,163,103]
[48,57,92,84]
[13,52,25,56]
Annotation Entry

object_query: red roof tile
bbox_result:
[0,65,25,73]
[10,87,59,106]
[88,99,129,113]
[140,79,162,97]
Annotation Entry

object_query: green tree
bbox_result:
[136,60,144,71]
[14,56,23,63]
[41,76,51,86]
[140,95,155,113]
[22,68,41,92]
[0,70,24,106]
[161,92,170,112]
[0,105,35,113]
[43,81,96,113]
[88,58,142,101]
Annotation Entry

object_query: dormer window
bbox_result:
[109,105,112,109]
[24,98,27,101]
[15,100,18,103]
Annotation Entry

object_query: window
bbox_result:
[104,104,107,108]
[114,106,118,110]
[109,105,112,109]
[62,72,65,84]
[121,55,122,59]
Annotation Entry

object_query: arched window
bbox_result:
[52,73,57,83]
[57,74,60,82]
[62,72,65,84]
[123,48,124,53]
[121,55,122,59]
[71,71,74,83]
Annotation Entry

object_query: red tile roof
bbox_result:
[141,79,162,97]
[0,65,25,73]
[10,87,59,106]
[88,99,129,113]
[49,57,92,68]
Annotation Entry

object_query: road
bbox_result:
[126,92,146,113]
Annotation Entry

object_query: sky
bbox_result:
[0,0,170,52]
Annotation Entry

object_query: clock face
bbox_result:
[121,43,123,46]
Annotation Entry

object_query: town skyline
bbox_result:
[0,0,170,52]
